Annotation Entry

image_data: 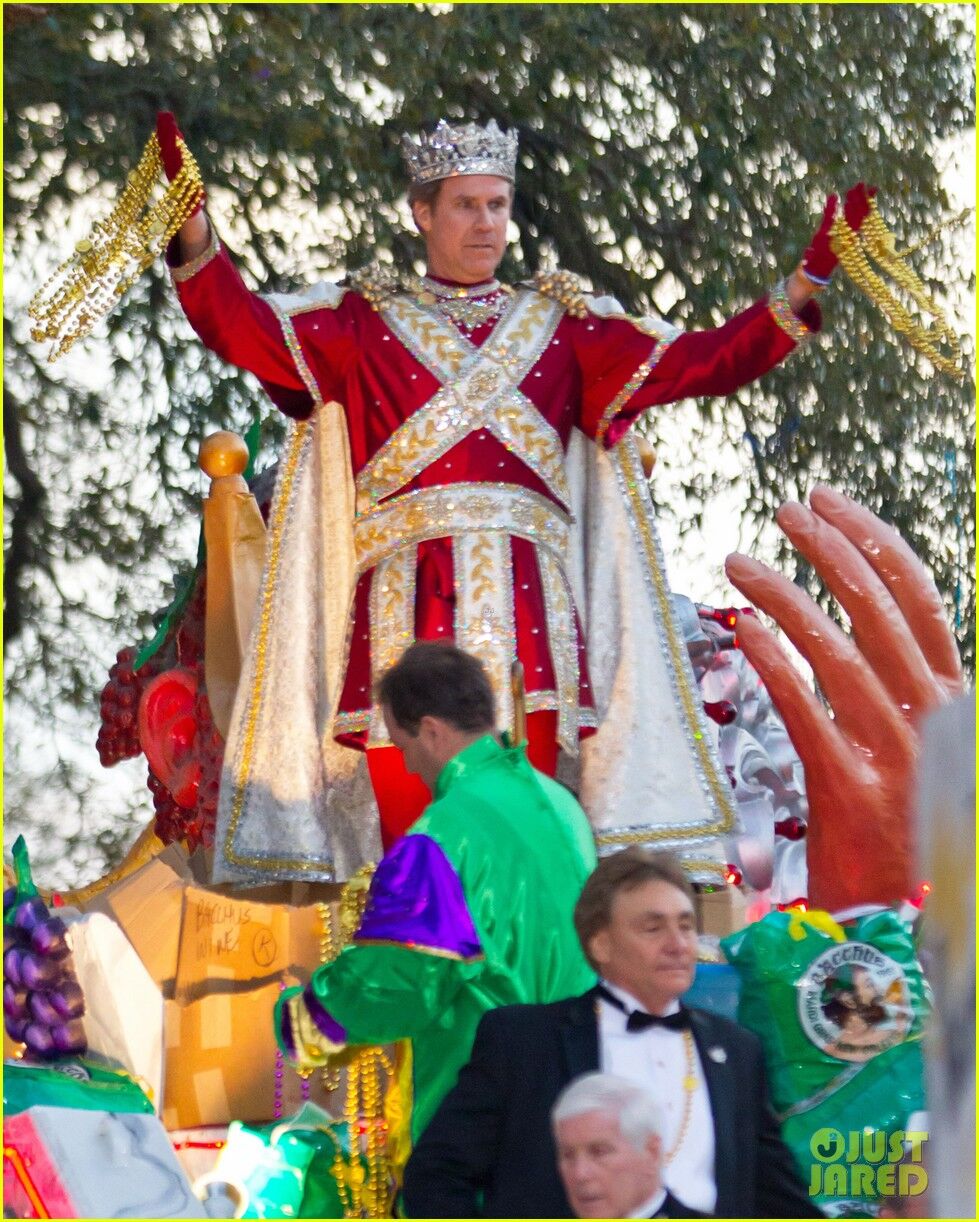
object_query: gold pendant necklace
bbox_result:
[664,1029,698,1164]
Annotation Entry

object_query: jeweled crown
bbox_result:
[401,119,518,185]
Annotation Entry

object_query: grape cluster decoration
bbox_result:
[3,837,87,1060]
[96,574,223,850]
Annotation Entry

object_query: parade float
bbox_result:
[2,435,941,1218]
[6,120,968,1218]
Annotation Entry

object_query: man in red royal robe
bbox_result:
[158,111,873,882]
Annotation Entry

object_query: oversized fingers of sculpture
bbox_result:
[725,486,961,915]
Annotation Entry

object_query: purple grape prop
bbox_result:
[3,981,29,1020]
[30,916,70,960]
[49,980,85,1020]
[3,836,87,1061]
[21,952,62,991]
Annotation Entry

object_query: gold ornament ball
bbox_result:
[199,431,249,479]
[636,436,657,477]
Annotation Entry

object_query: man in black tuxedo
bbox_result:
[401,848,821,1218]
[553,1072,700,1218]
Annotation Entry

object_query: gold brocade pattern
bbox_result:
[595,335,677,445]
[351,484,573,743]
[224,421,323,873]
[352,484,570,575]
[537,546,580,752]
[368,550,417,743]
[597,438,737,846]
[767,280,811,344]
[266,300,326,407]
[357,290,566,509]
[455,530,517,735]
[170,223,221,284]
[336,696,598,739]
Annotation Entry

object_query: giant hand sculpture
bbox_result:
[725,485,963,913]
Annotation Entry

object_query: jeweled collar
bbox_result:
[416,274,503,301]
[348,260,519,316]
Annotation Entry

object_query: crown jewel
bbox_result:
[401,119,518,185]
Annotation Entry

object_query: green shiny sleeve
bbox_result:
[307,941,484,1046]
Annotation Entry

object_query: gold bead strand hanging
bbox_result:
[829,197,966,380]
[315,900,342,1095]
[859,202,963,363]
[28,132,204,362]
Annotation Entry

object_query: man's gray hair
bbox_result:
[552,1072,664,1151]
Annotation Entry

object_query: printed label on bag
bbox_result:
[797,942,912,1062]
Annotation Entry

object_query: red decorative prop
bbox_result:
[773,816,807,841]
[138,669,203,810]
[703,699,738,726]
[97,574,223,850]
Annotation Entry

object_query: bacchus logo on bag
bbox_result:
[797,942,913,1062]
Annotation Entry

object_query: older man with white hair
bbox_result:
[553,1073,700,1219]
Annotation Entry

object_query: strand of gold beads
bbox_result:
[829,198,965,380]
[317,865,395,1218]
[314,901,342,1094]
[860,204,962,345]
[28,134,204,362]
[360,1047,395,1218]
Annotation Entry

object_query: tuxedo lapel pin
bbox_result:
[707,1046,727,1063]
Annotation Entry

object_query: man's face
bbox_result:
[382,705,439,792]
[413,174,511,284]
[588,880,698,1013]
[556,1108,662,1219]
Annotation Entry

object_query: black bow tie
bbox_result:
[597,984,691,1032]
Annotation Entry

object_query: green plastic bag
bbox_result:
[3,1057,154,1115]
[723,909,930,1215]
[207,1104,365,1218]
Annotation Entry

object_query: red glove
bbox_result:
[156,111,204,215]
[801,182,877,284]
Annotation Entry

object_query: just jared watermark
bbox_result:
[807,1127,928,1199]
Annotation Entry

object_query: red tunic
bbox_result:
[172,230,819,748]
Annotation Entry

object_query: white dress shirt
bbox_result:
[598,980,717,1214]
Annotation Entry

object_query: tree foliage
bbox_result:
[4,3,975,884]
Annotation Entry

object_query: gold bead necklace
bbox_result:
[663,1029,698,1165]
[829,197,965,380]
[28,133,204,362]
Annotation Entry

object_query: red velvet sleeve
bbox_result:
[168,223,351,419]
[574,289,822,448]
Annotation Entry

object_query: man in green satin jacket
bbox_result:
[276,641,597,1144]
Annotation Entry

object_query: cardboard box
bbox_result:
[87,844,190,998]
[80,842,350,1130]
[162,980,345,1129]
[173,883,327,1004]
[163,883,346,1130]
[696,885,748,938]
